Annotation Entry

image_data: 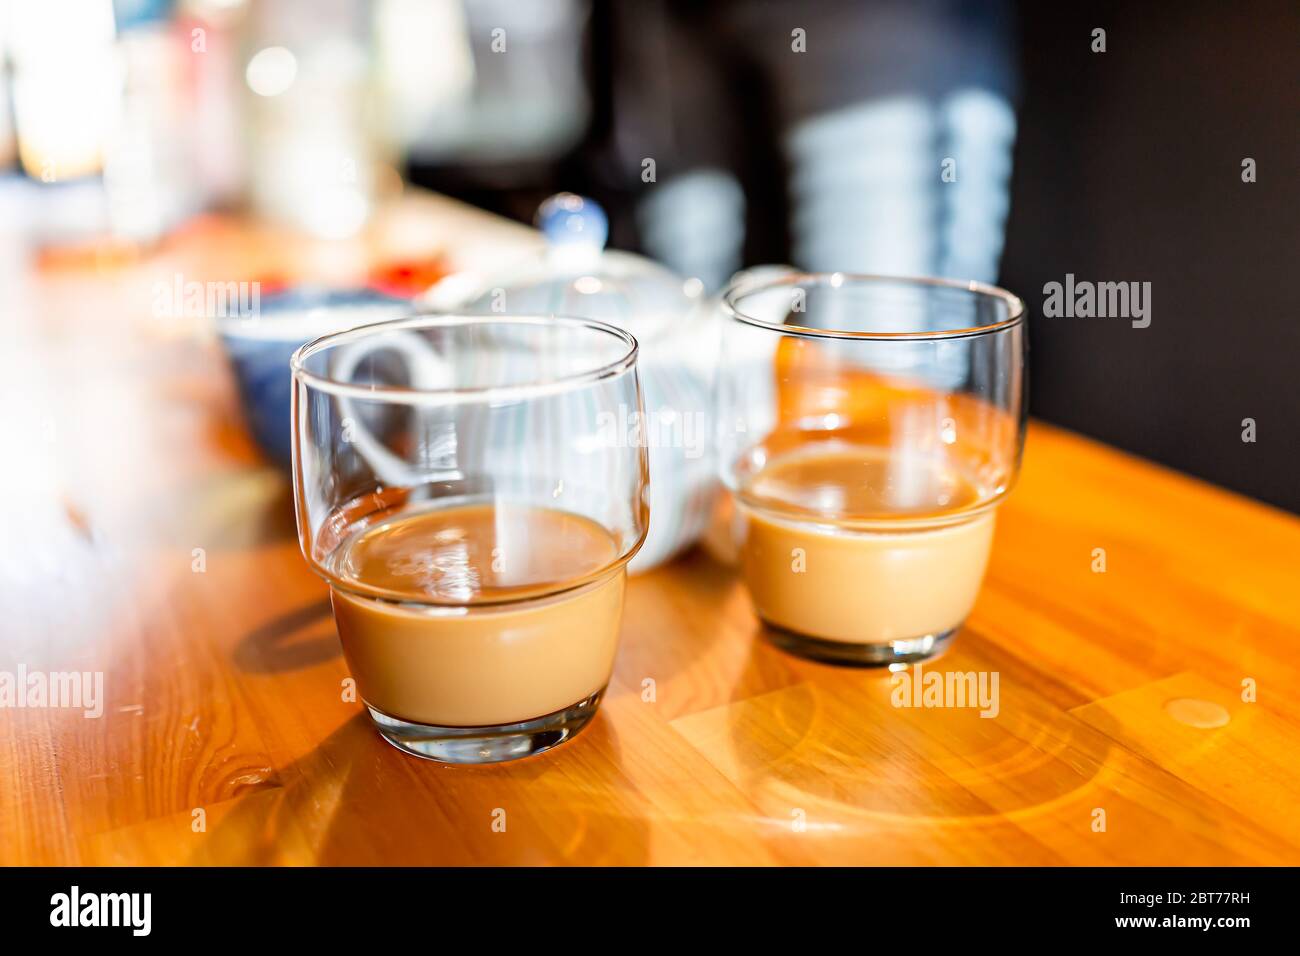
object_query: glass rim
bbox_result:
[290,313,639,404]
[722,271,1026,342]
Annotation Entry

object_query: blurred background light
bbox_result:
[245,45,297,98]
[10,0,121,182]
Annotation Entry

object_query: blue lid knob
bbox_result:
[536,193,608,251]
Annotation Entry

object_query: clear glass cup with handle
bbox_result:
[717,273,1027,665]
[291,315,649,762]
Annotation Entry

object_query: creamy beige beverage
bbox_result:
[325,503,626,727]
[737,445,994,645]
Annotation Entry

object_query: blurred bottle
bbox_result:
[0,7,16,173]
[242,0,388,238]
[8,0,121,184]
[179,0,250,210]
[393,0,590,164]
[103,0,204,243]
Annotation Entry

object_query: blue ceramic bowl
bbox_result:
[218,288,410,469]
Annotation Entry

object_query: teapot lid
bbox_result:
[453,193,705,337]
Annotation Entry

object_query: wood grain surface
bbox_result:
[1,193,1297,866]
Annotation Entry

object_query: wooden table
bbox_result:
[2,192,1298,866]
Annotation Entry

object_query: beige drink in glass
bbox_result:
[719,273,1026,665]
[326,503,626,729]
[738,445,995,650]
[292,315,649,761]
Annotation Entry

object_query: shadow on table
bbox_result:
[710,619,1115,852]
[192,702,649,865]
[616,543,758,690]
[233,597,339,674]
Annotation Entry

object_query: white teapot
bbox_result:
[426,194,718,572]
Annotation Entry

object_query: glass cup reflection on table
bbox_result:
[717,273,1027,665]
[291,315,649,762]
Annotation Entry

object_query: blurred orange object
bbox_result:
[35,237,143,272]
[367,256,449,298]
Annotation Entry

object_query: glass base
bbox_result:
[762,621,957,667]
[366,689,604,764]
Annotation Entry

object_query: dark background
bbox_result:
[1001,0,1299,515]
[411,0,1300,514]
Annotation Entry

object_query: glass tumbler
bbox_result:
[718,273,1026,665]
[291,315,649,762]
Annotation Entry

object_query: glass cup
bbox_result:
[718,273,1027,665]
[291,315,649,762]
